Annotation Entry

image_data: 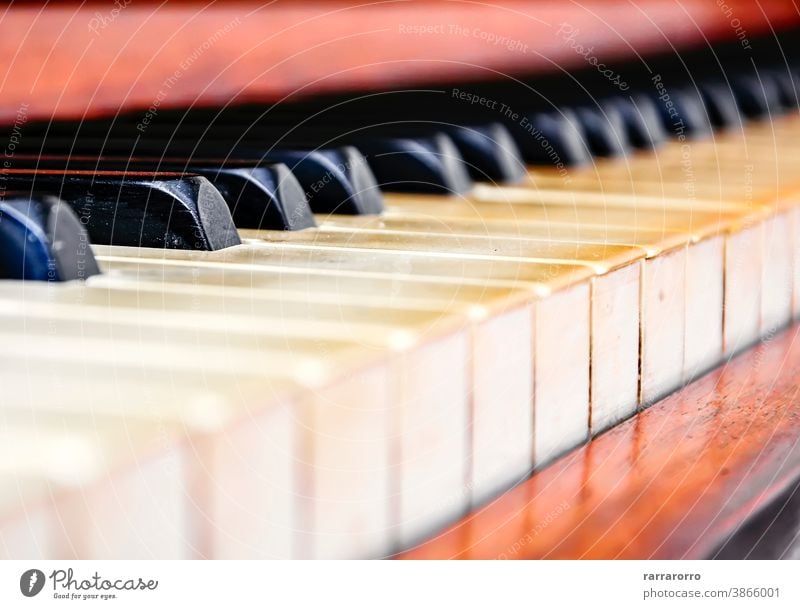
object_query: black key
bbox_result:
[572,106,628,157]
[0,171,240,250]
[602,96,667,149]
[424,124,525,183]
[263,147,384,214]
[354,134,474,195]
[5,155,314,231]
[732,75,782,119]
[510,111,590,166]
[652,88,711,138]
[699,83,743,129]
[200,164,314,230]
[0,196,100,281]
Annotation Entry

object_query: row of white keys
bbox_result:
[92,241,634,457]
[0,270,535,556]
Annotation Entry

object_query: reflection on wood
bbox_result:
[399,323,800,559]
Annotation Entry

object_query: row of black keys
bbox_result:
[0,70,796,282]
[13,67,798,175]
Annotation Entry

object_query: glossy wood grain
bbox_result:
[1,1,797,123]
[398,321,800,559]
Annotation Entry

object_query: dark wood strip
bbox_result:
[398,323,800,559]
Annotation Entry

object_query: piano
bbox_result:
[2,0,800,560]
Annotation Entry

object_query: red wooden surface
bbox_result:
[0,1,798,123]
[399,323,800,559]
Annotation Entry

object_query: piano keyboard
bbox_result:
[2,67,800,559]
